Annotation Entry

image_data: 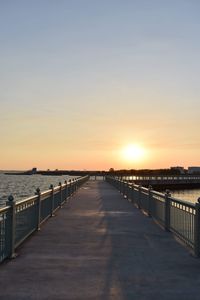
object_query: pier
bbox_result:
[122,174,200,190]
[1,179,200,299]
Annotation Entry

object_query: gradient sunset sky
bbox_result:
[0,0,200,170]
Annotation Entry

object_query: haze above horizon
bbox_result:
[0,1,200,170]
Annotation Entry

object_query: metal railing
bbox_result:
[0,175,89,263]
[106,176,200,257]
[118,174,200,187]
[120,174,200,180]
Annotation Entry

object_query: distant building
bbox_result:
[31,168,37,174]
[188,167,200,174]
[170,166,185,174]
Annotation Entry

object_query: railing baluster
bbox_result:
[36,188,41,231]
[148,186,152,217]
[50,184,55,217]
[165,190,171,231]
[6,195,17,259]
[59,182,62,208]
[194,201,200,257]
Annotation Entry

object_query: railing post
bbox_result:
[124,181,127,198]
[73,178,76,193]
[71,179,74,194]
[59,182,63,207]
[138,185,142,209]
[66,180,70,198]
[165,190,171,231]
[127,183,130,200]
[117,179,120,190]
[72,178,76,194]
[125,181,128,198]
[123,181,126,197]
[69,179,72,196]
[75,179,78,192]
[126,182,129,199]
[64,180,68,201]
[36,188,41,231]
[50,184,55,217]
[148,185,152,217]
[70,179,73,194]
[194,199,200,257]
[119,180,122,194]
[131,184,134,203]
[6,195,17,259]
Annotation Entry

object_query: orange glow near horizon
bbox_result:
[0,139,199,171]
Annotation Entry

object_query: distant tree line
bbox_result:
[108,168,182,176]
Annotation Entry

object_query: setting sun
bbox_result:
[122,144,145,162]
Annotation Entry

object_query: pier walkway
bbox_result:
[1,181,200,299]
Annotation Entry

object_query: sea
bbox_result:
[0,172,200,207]
[0,172,74,206]
[170,189,200,204]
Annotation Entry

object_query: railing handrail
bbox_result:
[151,190,166,198]
[120,174,200,179]
[0,177,82,208]
[0,205,10,214]
[113,177,195,207]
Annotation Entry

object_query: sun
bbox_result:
[122,144,145,162]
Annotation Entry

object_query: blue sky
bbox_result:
[0,0,200,169]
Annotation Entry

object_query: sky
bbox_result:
[0,0,200,170]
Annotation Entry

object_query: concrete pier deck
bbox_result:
[1,181,200,300]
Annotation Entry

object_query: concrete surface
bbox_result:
[0,181,200,300]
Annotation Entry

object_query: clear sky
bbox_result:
[0,0,200,170]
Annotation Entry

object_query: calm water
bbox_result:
[0,173,74,206]
[170,189,200,204]
[0,174,200,207]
